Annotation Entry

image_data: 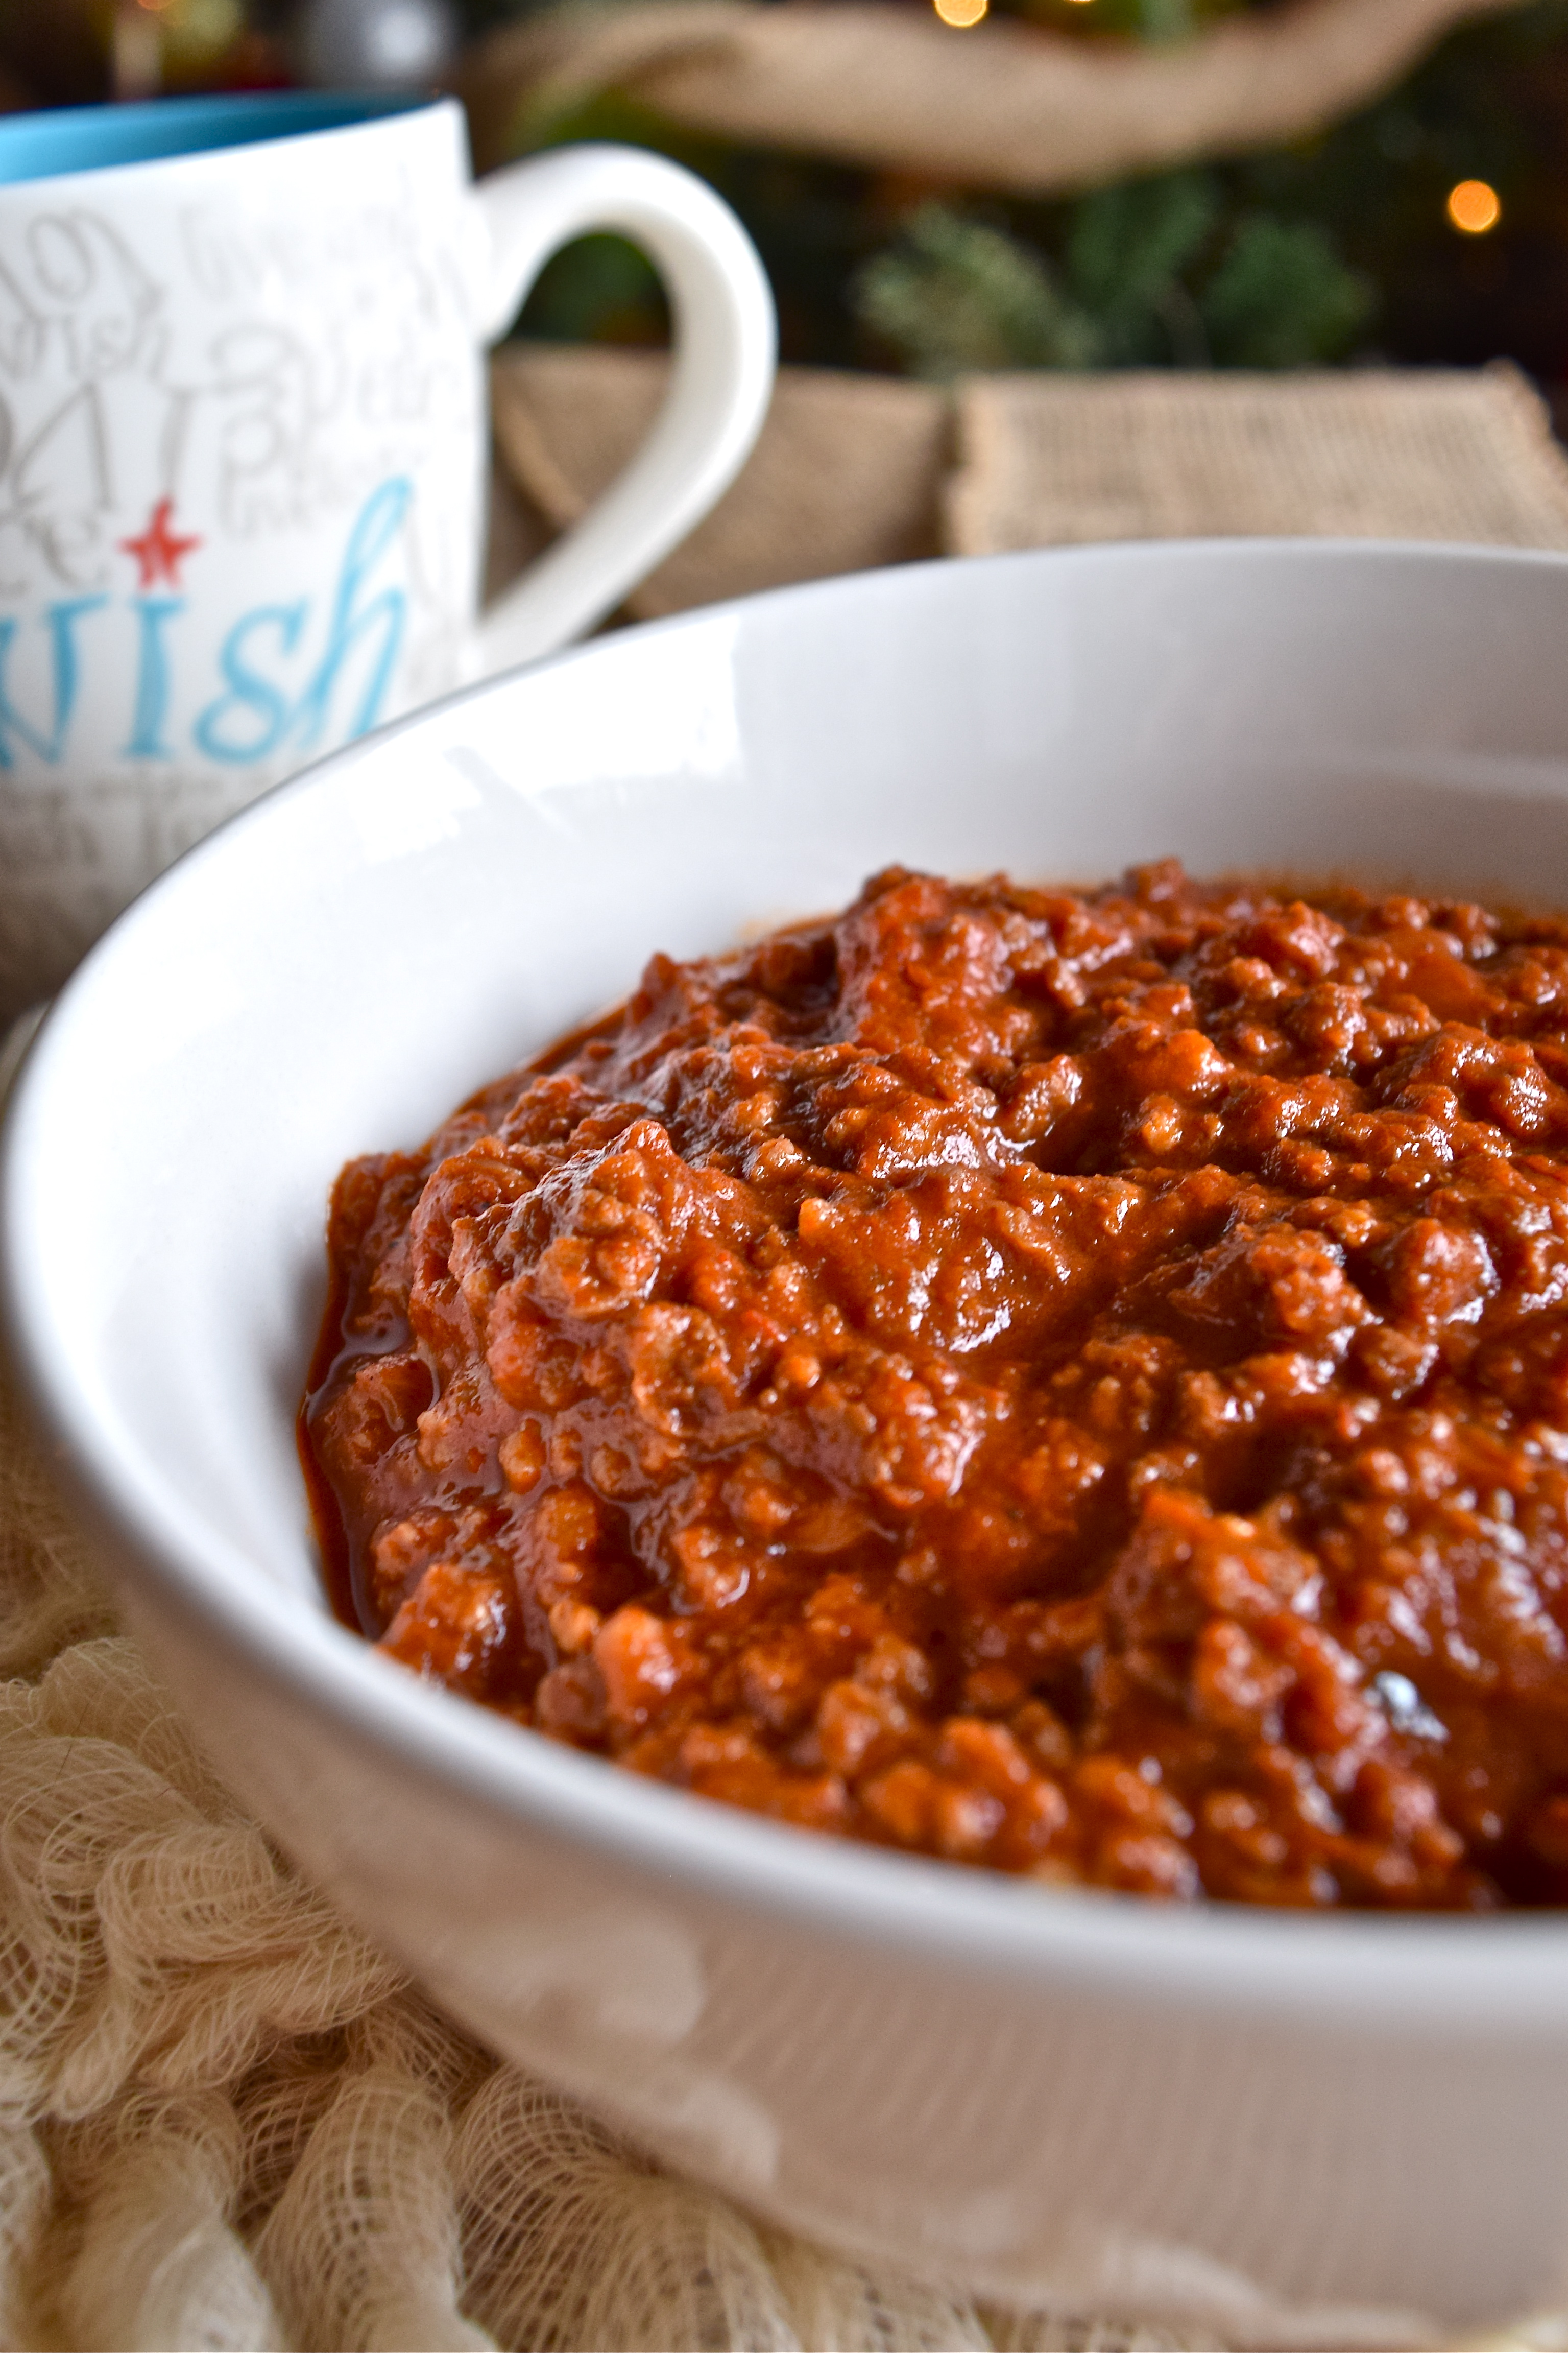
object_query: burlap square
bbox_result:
[945,364,1568,555]
[489,344,949,616]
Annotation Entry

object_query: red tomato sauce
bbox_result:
[303,864,1568,1907]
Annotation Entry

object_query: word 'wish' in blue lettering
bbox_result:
[0,478,412,772]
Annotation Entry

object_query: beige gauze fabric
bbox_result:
[457,0,1527,193]
[946,365,1568,556]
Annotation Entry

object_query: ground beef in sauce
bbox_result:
[303,862,1568,1909]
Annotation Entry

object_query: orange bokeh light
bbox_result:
[933,0,988,25]
[1446,180,1501,235]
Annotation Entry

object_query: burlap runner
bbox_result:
[9,366,1568,2349]
[489,354,1568,621]
[490,346,948,620]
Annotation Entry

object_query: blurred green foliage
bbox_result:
[520,231,668,344]
[498,0,1568,386]
[1203,219,1376,369]
[852,177,1373,378]
[855,209,1096,375]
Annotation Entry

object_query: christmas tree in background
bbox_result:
[4,0,1566,400]
[492,0,1568,395]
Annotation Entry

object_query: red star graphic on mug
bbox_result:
[120,496,203,591]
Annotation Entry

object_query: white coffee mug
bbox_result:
[0,92,776,1012]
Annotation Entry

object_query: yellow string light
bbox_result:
[933,0,988,26]
[1446,179,1501,235]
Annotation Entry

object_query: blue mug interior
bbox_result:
[0,90,431,188]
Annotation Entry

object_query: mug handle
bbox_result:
[467,143,776,677]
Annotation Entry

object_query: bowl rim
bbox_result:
[12,533,1568,2028]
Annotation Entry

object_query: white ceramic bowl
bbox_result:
[9,541,1568,2348]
